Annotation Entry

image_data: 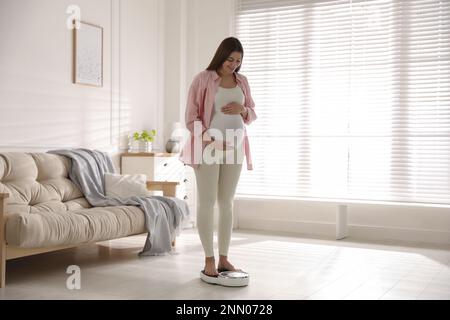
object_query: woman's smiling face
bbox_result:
[219,51,242,75]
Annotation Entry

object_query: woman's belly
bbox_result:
[209,113,245,146]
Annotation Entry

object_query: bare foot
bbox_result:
[203,257,219,277]
[218,256,239,272]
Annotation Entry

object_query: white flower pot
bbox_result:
[139,141,152,152]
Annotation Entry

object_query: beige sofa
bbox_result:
[0,152,179,287]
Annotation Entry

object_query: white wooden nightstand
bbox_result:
[120,152,196,229]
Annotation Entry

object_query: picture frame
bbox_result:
[73,20,103,87]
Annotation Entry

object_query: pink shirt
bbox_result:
[180,70,257,170]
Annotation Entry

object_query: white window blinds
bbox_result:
[235,0,450,205]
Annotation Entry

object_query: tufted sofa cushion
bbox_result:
[0,152,146,248]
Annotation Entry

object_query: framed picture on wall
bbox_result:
[73,21,103,87]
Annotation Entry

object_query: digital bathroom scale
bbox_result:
[200,270,249,287]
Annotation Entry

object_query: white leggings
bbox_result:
[194,162,243,258]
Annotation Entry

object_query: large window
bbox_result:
[235,0,450,205]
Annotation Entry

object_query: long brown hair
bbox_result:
[206,37,244,73]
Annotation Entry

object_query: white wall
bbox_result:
[120,0,163,151]
[162,0,184,145]
[0,0,163,158]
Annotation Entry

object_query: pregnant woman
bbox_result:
[180,37,257,283]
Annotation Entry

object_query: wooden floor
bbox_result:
[1,229,449,300]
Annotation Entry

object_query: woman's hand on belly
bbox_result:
[221,102,245,115]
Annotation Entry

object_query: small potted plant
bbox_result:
[129,129,156,152]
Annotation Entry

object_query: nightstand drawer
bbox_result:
[155,157,184,181]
